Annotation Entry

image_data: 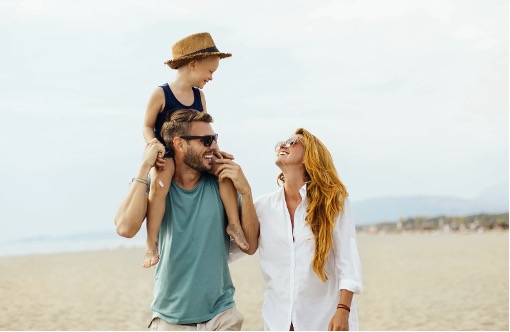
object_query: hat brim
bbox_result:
[165,52,232,69]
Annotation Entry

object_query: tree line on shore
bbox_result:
[358,212,509,233]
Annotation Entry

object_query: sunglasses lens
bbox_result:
[202,137,212,146]
[202,134,218,147]
[275,137,299,151]
[288,137,300,147]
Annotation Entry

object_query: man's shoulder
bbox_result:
[199,173,221,193]
[201,172,218,184]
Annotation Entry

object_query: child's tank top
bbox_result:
[154,84,204,157]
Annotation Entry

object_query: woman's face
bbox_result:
[275,135,305,167]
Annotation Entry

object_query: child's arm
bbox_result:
[199,90,207,113]
[214,159,260,254]
[143,87,165,143]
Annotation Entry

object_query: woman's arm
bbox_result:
[328,197,363,330]
[333,197,364,292]
[328,290,353,331]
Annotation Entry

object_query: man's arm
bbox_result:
[214,158,259,254]
[114,139,165,238]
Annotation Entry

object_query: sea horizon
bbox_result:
[1,227,507,259]
[0,230,146,258]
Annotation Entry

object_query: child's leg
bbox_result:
[220,178,249,250]
[144,158,175,268]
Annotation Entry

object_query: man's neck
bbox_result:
[173,163,202,190]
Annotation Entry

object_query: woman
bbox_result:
[254,128,363,331]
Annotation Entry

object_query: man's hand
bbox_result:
[213,159,250,195]
[328,309,349,331]
[144,138,166,169]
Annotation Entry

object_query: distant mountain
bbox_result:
[351,194,509,225]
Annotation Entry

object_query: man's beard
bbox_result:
[183,147,209,172]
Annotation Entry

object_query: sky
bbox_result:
[0,0,508,242]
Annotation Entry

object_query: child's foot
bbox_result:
[227,224,249,250]
[143,248,160,268]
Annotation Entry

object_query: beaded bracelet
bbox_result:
[337,303,350,313]
[131,177,150,196]
[131,177,148,185]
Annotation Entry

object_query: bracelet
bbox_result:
[131,177,150,196]
[131,177,148,185]
[337,304,350,313]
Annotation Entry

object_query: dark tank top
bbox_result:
[154,84,204,157]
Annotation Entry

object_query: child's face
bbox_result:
[190,56,220,89]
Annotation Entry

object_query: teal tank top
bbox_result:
[151,173,235,324]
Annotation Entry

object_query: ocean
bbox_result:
[0,230,145,257]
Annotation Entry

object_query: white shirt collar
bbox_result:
[278,183,308,200]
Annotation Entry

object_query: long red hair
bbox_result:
[278,128,348,281]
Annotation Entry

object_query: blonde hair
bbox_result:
[278,128,348,281]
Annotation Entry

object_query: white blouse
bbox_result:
[254,184,363,331]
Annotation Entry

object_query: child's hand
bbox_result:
[155,152,166,170]
[144,138,165,168]
[214,159,251,196]
[213,150,234,160]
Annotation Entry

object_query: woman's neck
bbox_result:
[283,172,306,231]
[283,172,306,198]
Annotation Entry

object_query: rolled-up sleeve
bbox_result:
[333,197,363,293]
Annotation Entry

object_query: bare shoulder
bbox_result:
[151,86,165,100]
[146,86,165,114]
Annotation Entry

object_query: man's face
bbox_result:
[181,122,218,172]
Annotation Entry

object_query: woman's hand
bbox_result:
[328,309,349,331]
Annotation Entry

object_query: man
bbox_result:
[114,109,259,330]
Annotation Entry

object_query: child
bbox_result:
[142,32,248,268]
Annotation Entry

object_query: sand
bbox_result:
[0,231,507,330]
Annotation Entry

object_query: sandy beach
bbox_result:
[0,231,507,331]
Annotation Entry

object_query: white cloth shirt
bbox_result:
[254,184,363,331]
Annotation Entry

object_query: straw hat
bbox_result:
[164,32,232,69]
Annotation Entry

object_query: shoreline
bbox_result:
[1,229,506,259]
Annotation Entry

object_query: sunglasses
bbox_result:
[275,136,300,152]
[179,134,218,147]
